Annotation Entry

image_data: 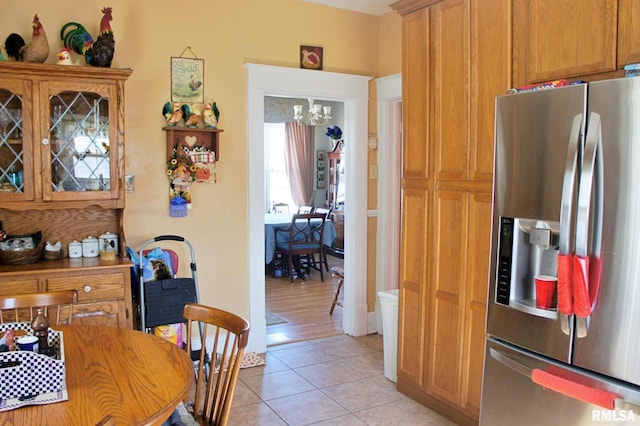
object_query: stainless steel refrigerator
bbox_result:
[480,77,640,425]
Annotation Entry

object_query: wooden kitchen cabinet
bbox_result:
[0,259,132,328]
[513,0,618,85]
[0,62,133,328]
[392,0,509,423]
[618,0,640,66]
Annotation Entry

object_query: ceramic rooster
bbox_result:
[60,7,115,67]
[4,14,49,63]
[182,104,201,128]
[202,102,220,128]
[163,102,183,127]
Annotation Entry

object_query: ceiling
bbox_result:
[303,0,395,16]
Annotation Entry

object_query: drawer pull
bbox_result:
[83,285,92,293]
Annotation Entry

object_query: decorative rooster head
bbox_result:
[100,7,113,34]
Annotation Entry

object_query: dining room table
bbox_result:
[264,212,337,264]
[0,325,194,425]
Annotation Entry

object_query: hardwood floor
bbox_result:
[265,255,344,346]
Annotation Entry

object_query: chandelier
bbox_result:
[293,98,332,126]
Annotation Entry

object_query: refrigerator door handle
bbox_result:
[490,347,640,411]
[574,112,604,337]
[557,114,583,335]
[489,347,532,378]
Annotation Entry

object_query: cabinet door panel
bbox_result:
[402,8,430,179]
[398,188,430,385]
[433,0,469,181]
[40,81,119,202]
[47,273,125,302]
[0,78,34,201]
[461,192,491,416]
[618,0,640,65]
[428,190,467,404]
[470,0,511,181]
[515,0,617,83]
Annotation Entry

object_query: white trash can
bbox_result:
[378,289,399,383]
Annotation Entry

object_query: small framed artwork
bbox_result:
[171,57,205,103]
[317,150,326,161]
[317,179,326,189]
[300,45,323,70]
[317,170,326,181]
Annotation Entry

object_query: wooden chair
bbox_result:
[297,205,313,214]
[0,290,78,325]
[312,207,334,271]
[330,266,345,315]
[183,303,250,426]
[275,213,328,283]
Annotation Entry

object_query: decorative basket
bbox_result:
[0,231,44,265]
[0,243,44,265]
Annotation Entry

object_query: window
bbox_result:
[264,123,295,212]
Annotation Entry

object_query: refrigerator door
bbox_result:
[480,338,640,425]
[572,77,640,387]
[487,85,587,362]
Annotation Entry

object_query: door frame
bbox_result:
[246,63,371,353]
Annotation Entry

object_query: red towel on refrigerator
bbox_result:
[532,366,617,409]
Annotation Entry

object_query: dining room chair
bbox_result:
[312,207,333,271]
[275,213,327,283]
[183,302,250,426]
[0,290,78,325]
[94,415,116,426]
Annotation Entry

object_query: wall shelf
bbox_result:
[163,127,223,162]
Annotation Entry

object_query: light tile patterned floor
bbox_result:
[229,334,459,425]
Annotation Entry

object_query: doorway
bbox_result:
[246,63,371,353]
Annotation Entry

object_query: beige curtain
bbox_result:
[284,122,314,207]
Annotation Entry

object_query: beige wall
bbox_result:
[2,1,401,318]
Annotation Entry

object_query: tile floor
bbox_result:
[228,333,459,425]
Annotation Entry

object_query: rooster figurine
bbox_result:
[202,102,220,129]
[163,102,184,127]
[182,104,202,128]
[4,14,49,63]
[60,7,115,67]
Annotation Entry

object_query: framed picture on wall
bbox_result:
[300,45,323,70]
[171,57,205,103]
[317,170,326,181]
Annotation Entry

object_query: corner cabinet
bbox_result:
[0,62,133,328]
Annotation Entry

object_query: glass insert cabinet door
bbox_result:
[41,81,119,202]
[0,80,32,200]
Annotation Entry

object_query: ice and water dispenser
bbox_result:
[495,217,560,319]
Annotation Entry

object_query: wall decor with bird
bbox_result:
[4,14,49,63]
[60,7,115,67]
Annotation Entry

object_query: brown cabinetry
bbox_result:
[514,0,640,85]
[0,260,132,328]
[0,62,133,328]
[392,0,509,423]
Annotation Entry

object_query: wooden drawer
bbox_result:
[0,279,39,295]
[71,300,124,328]
[47,273,125,303]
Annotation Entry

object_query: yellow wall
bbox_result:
[2,1,401,318]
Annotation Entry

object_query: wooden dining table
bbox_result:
[0,325,194,425]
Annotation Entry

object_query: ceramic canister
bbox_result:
[68,240,82,258]
[81,236,99,258]
[98,232,119,255]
